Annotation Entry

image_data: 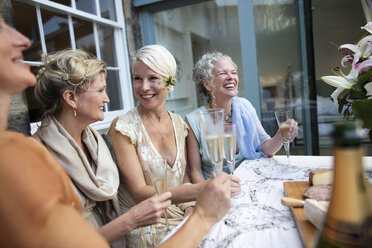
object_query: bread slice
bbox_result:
[309,169,333,185]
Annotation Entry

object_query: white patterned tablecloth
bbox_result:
[165,155,372,248]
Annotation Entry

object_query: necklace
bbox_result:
[153,123,166,141]
[225,109,232,123]
[208,103,233,123]
[139,106,167,141]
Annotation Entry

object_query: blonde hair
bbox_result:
[34,49,106,118]
[133,45,176,78]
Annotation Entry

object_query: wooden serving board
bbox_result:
[283,181,317,248]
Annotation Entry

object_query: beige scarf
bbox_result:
[36,117,125,247]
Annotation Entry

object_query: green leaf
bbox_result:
[349,87,367,100]
[357,70,372,84]
[337,89,349,113]
[352,98,372,129]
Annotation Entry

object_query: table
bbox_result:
[167,155,372,248]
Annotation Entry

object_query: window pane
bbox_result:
[312,0,368,154]
[98,24,117,66]
[106,70,122,111]
[11,1,41,62]
[73,17,96,55]
[76,0,96,15]
[153,1,242,117]
[253,1,305,155]
[41,9,71,52]
[50,0,71,7]
[100,0,117,21]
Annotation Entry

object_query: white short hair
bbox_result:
[133,44,176,78]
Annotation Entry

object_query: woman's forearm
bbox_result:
[261,132,283,157]
[190,168,206,183]
[97,213,134,244]
[168,182,207,204]
[157,209,214,248]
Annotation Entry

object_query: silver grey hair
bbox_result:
[192,52,237,103]
[34,49,106,119]
[132,44,176,78]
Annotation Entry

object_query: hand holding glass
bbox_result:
[198,108,225,176]
[148,157,170,237]
[224,124,237,174]
[275,110,292,165]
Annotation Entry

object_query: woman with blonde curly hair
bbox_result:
[32,49,172,247]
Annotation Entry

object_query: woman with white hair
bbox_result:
[109,45,211,247]
[186,52,298,182]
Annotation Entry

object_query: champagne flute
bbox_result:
[224,123,237,174]
[275,110,292,165]
[198,108,225,176]
[148,157,170,240]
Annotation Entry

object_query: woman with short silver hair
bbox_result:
[186,51,299,183]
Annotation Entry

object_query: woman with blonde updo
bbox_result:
[108,45,216,247]
[32,49,172,247]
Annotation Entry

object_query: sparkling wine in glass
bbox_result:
[224,124,237,174]
[148,157,170,238]
[198,108,225,176]
[275,110,292,165]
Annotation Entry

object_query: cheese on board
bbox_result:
[304,199,329,231]
[309,170,333,185]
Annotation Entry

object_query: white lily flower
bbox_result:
[346,58,372,80]
[341,55,353,67]
[330,87,344,104]
[340,35,372,73]
[365,82,372,98]
[340,43,359,54]
[321,75,355,89]
[362,22,372,34]
[357,35,372,58]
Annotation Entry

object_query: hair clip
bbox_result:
[36,66,46,80]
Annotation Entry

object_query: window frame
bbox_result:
[15,0,134,133]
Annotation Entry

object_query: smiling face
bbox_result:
[206,58,239,101]
[0,17,36,95]
[74,72,109,124]
[133,61,168,110]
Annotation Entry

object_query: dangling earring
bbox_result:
[73,107,77,117]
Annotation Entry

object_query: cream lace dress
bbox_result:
[112,107,195,248]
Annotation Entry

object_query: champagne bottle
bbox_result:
[316,121,372,247]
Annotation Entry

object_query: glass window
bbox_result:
[50,0,71,7]
[253,0,303,156]
[41,9,71,51]
[106,70,122,111]
[152,0,243,117]
[73,17,96,55]
[312,0,369,154]
[76,0,96,15]
[11,0,132,132]
[100,0,117,21]
[98,24,117,67]
[11,1,41,62]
